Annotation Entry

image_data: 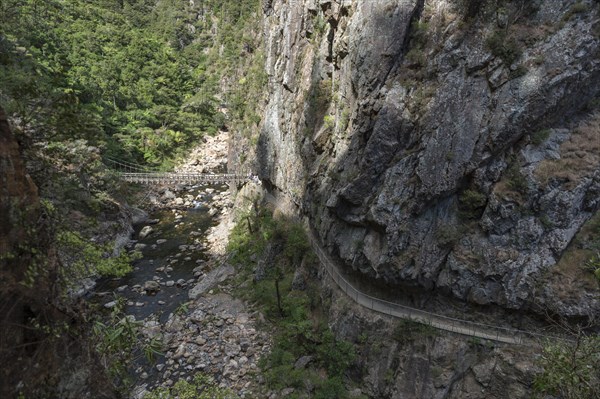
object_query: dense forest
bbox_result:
[0,0,263,166]
[0,0,263,397]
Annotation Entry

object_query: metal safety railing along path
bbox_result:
[307,227,565,346]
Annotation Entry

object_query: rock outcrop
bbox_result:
[246,0,600,317]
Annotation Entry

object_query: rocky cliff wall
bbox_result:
[253,0,600,318]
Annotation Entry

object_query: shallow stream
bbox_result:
[96,185,226,321]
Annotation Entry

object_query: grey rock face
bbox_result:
[256,0,600,317]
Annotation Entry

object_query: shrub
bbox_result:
[436,224,464,248]
[562,2,588,21]
[531,129,551,145]
[144,373,237,399]
[392,319,438,344]
[505,162,529,194]
[485,30,522,66]
[509,64,528,79]
[229,207,354,398]
[459,189,487,219]
[323,114,335,131]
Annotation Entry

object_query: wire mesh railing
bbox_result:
[103,157,248,185]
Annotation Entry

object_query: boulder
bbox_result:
[143,280,160,295]
[139,225,154,239]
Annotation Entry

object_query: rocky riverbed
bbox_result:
[95,132,270,398]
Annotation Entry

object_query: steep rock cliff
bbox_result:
[253,0,600,317]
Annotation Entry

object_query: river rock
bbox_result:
[139,225,154,239]
[162,189,176,200]
[166,280,175,287]
[129,207,149,225]
[188,264,235,299]
[104,300,118,309]
[156,239,167,245]
[144,280,160,294]
[133,243,147,251]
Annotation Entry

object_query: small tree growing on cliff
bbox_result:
[534,317,600,399]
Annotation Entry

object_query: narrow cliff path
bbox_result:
[305,224,557,346]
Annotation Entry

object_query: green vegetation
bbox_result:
[145,373,237,399]
[505,160,529,194]
[562,1,588,22]
[459,189,487,219]
[1,1,265,395]
[0,0,262,167]
[57,230,139,283]
[93,300,163,381]
[436,224,465,248]
[582,215,600,283]
[534,335,600,399]
[485,30,522,66]
[227,207,355,397]
[392,319,438,344]
[530,129,551,145]
[323,114,336,132]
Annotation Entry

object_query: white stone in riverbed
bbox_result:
[156,239,167,245]
[139,225,154,239]
[135,302,145,307]
[166,281,175,287]
[104,301,117,309]
[158,301,166,305]
[156,364,165,371]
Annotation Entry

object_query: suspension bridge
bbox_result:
[104,158,248,185]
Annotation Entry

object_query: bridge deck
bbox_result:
[120,172,246,184]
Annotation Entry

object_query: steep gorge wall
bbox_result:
[251,0,600,318]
